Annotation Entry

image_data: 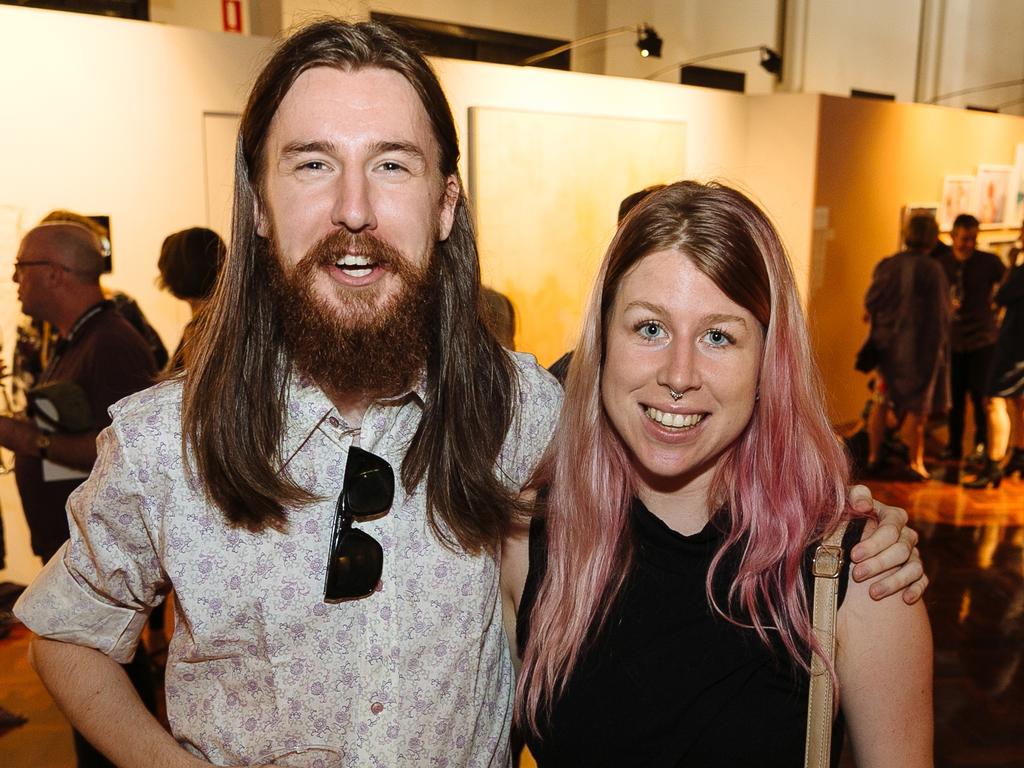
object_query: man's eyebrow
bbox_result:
[279,140,337,159]
[370,140,426,161]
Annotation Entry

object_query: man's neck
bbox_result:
[53,289,107,336]
[325,390,373,427]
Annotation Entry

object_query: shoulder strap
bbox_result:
[804,520,849,768]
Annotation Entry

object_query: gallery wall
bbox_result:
[0,6,270,584]
[0,6,268,361]
[810,94,1024,424]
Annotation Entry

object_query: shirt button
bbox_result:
[328,416,340,427]
[370,702,384,715]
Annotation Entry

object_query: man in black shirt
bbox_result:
[933,214,1006,482]
[0,222,158,768]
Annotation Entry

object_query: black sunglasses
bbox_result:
[323,446,394,602]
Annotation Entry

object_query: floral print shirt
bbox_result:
[15,352,562,766]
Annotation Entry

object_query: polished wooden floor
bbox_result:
[1,473,1022,767]
[875,470,1024,767]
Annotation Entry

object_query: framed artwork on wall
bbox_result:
[468,107,685,365]
[975,164,1013,228]
[940,175,976,231]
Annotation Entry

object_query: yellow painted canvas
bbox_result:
[468,107,686,366]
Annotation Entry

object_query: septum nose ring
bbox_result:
[668,388,683,401]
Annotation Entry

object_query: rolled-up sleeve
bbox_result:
[14,416,168,664]
[501,353,563,489]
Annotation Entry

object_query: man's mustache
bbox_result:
[304,230,405,270]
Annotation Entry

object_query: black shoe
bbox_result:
[964,445,987,473]
[963,459,1002,489]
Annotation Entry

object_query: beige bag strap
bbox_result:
[804,520,849,768]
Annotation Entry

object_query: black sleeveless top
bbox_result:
[517,499,863,768]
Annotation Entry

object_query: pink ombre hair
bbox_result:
[518,181,856,733]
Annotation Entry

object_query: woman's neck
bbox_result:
[636,471,714,535]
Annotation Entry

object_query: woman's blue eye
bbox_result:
[706,329,731,346]
[639,322,663,339]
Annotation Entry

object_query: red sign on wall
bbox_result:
[222,0,242,33]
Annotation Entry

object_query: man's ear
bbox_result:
[254,193,270,239]
[437,174,460,242]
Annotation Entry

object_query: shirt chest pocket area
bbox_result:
[169,529,327,663]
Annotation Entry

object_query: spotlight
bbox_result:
[636,25,663,59]
[759,46,782,75]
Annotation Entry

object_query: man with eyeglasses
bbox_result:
[14,20,923,768]
[1,223,157,564]
[2,222,159,767]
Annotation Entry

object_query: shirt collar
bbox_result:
[278,367,427,469]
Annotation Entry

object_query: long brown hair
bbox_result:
[182,19,519,554]
[519,181,852,730]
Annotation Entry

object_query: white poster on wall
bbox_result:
[940,175,975,231]
[1009,144,1024,227]
[975,164,1013,228]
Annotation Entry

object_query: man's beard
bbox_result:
[267,228,437,402]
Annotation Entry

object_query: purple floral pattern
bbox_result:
[15,353,562,766]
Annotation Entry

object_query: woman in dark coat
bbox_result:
[864,214,951,480]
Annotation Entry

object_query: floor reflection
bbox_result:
[874,475,1024,767]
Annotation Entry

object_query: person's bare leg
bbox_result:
[906,412,928,477]
[868,399,888,466]
[986,397,1010,461]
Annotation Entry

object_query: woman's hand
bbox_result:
[845,485,927,604]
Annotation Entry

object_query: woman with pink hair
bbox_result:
[504,181,932,766]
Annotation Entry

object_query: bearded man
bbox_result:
[15,20,561,767]
[15,18,924,768]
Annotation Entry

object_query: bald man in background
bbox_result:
[0,223,158,767]
[0,223,156,564]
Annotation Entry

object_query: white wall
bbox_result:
[930,0,1024,110]
[0,5,271,583]
[744,93,821,301]
[796,0,922,101]
[0,6,267,354]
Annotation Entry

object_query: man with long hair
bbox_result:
[15,20,561,766]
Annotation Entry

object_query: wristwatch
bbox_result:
[35,432,51,460]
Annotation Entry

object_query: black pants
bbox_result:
[948,345,995,459]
